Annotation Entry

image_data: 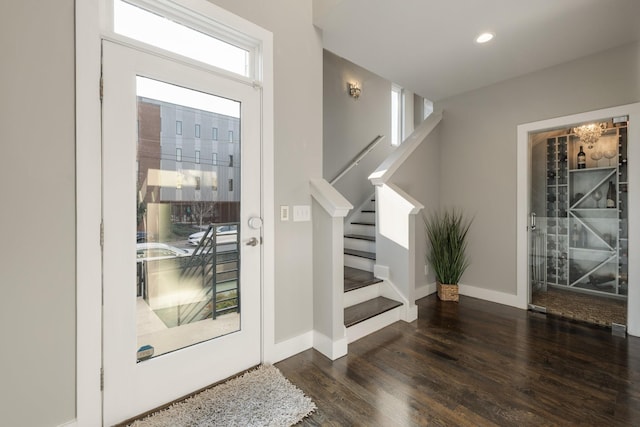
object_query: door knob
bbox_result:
[248,217,263,229]
[246,237,259,246]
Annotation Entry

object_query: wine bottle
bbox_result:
[579,224,588,247]
[577,145,586,169]
[606,181,616,208]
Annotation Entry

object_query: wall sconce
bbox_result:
[348,82,361,99]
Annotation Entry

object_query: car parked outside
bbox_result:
[187,225,238,246]
[136,242,192,262]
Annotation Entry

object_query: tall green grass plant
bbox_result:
[424,209,472,285]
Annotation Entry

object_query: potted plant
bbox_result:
[424,209,473,302]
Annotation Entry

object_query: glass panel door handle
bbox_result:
[530,212,537,231]
[246,237,259,246]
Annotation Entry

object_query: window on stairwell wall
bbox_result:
[423,98,434,120]
[391,84,404,146]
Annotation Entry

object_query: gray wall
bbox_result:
[323,50,393,209]
[387,126,441,286]
[208,0,323,342]
[0,1,76,425]
[435,41,640,294]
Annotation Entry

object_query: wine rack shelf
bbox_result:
[544,123,628,298]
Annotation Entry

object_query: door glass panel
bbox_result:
[136,76,241,360]
[114,0,250,77]
[529,118,628,326]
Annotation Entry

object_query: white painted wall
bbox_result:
[323,50,393,209]
[0,1,76,426]
[207,0,323,343]
[386,126,441,289]
[435,41,640,296]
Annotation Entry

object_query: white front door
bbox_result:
[101,40,262,425]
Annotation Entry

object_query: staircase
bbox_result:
[343,197,403,343]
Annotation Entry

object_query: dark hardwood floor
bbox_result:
[276,294,640,426]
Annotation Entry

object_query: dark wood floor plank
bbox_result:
[277,294,640,426]
[344,266,382,292]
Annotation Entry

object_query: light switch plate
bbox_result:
[280,205,289,221]
[293,205,311,222]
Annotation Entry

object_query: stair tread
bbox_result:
[344,233,375,242]
[344,248,376,260]
[351,221,375,226]
[344,266,382,292]
[344,296,402,328]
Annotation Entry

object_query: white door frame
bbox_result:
[516,102,640,337]
[75,1,274,425]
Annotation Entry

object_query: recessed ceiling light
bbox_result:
[475,32,495,44]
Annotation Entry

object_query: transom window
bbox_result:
[112,0,253,78]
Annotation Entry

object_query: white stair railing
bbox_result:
[330,135,385,185]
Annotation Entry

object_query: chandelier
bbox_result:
[573,122,606,149]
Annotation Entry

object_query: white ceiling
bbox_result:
[315,0,640,101]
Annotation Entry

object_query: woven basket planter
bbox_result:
[437,283,459,302]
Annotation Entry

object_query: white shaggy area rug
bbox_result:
[128,365,316,427]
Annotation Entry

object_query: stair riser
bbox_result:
[344,283,380,308]
[344,254,375,272]
[347,224,376,237]
[351,211,375,223]
[346,306,401,344]
[344,238,375,253]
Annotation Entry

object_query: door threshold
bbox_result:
[528,304,547,314]
[612,322,627,337]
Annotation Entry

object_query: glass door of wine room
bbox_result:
[528,116,628,331]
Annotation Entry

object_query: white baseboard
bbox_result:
[268,331,313,364]
[267,285,523,365]
[415,281,525,309]
[402,303,418,322]
[313,330,348,360]
[458,283,526,309]
[57,419,77,427]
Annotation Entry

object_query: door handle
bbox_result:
[530,212,537,231]
[248,217,263,229]
[246,237,259,247]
